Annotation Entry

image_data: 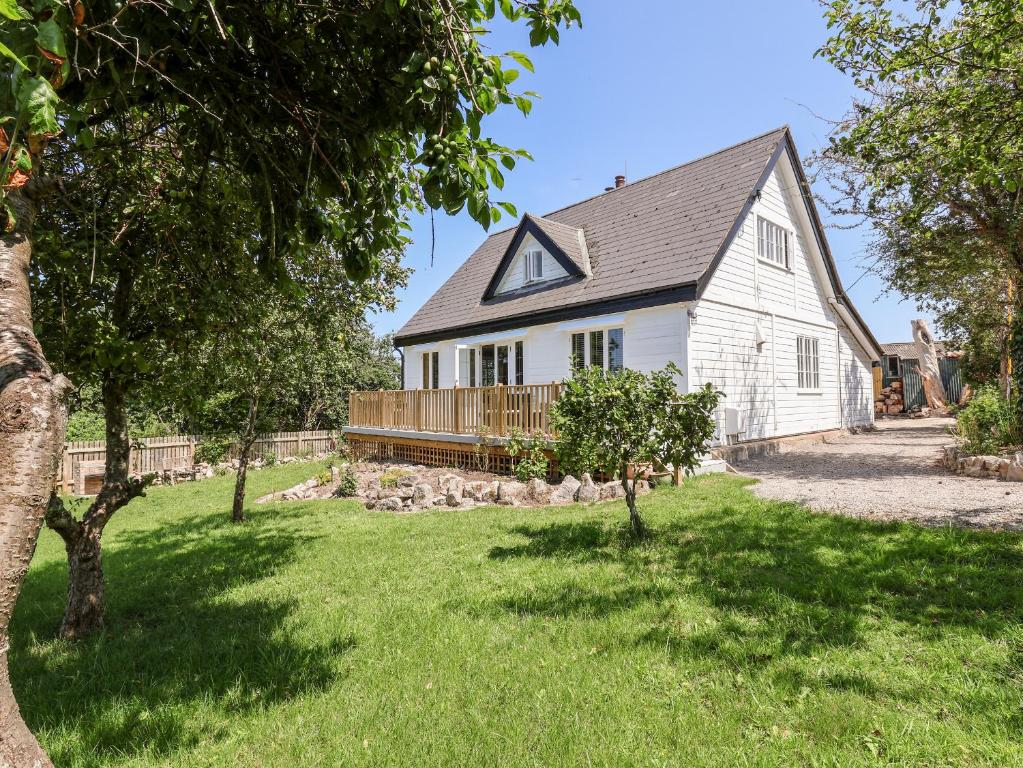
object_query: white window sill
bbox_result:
[757,256,792,273]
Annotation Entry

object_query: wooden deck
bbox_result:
[345,384,562,471]
[347,383,562,438]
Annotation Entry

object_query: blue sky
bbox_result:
[370,0,929,346]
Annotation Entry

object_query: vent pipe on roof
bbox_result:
[615,174,626,188]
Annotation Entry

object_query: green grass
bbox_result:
[11,464,1023,767]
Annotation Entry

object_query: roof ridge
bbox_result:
[487,126,789,237]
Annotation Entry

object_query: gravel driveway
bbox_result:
[740,417,1023,532]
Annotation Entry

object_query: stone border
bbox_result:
[941,445,1023,481]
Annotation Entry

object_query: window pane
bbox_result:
[534,251,543,279]
[481,345,495,386]
[422,353,430,390]
[431,351,439,390]
[515,341,524,385]
[497,345,509,385]
[470,348,477,387]
[608,328,624,371]
[571,333,585,371]
[589,330,604,369]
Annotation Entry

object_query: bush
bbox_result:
[507,428,550,481]
[954,386,1021,455]
[261,450,278,467]
[194,436,232,465]
[335,467,358,497]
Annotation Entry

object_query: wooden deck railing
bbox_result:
[348,383,563,437]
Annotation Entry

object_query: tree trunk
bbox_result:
[620,467,644,538]
[0,189,67,767]
[232,447,250,523]
[232,397,260,523]
[48,375,142,640]
[912,318,947,410]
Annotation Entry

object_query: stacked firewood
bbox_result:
[875,379,904,415]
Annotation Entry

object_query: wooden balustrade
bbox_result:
[348,383,562,438]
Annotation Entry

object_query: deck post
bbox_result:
[454,385,461,434]
[415,389,423,431]
[497,384,506,436]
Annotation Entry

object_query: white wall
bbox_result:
[401,304,687,389]
[691,147,874,439]
[495,233,569,294]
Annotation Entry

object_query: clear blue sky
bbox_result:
[369,0,929,346]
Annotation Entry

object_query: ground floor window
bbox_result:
[797,336,820,390]
[884,354,900,379]
[421,351,439,389]
[477,342,518,386]
[570,327,624,372]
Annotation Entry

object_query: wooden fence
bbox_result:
[57,430,336,494]
[348,383,563,438]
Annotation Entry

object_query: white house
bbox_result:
[388,126,881,447]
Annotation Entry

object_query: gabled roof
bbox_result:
[395,126,881,358]
[482,214,590,300]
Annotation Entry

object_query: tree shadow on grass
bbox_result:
[484,491,1023,667]
[12,509,353,767]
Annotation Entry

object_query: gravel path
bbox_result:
[740,417,1023,532]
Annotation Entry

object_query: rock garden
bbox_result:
[257,461,649,512]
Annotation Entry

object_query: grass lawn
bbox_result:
[11,463,1023,767]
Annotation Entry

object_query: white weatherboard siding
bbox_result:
[691,147,873,440]
[495,233,569,294]
[402,304,686,390]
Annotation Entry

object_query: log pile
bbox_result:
[875,379,904,415]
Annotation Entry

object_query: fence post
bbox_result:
[415,391,423,432]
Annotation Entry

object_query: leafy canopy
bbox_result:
[1,0,580,280]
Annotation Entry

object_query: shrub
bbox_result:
[335,467,359,497]
[194,436,232,465]
[379,470,402,489]
[954,386,1021,455]
[507,428,550,481]
[261,450,278,467]
[551,363,722,537]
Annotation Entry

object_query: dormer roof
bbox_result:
[482,214,590,300]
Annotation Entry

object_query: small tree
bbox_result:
[550,364,722,537]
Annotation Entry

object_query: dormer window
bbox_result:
[524,249,544,283]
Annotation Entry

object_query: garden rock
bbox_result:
[550,475,581,504]
[498,481,526,504]
[1007,461,1023,483]
[378,497,403,512]
[439,474,464,500]
[636,479,651,495]
[463,481,490,502]
[446,491,463,507]
[397,474,419,488]
[576,473,599,503]
[412,483,433,506]
[599,482,626,500]
[525,478,550,504]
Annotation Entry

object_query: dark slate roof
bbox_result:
[526,214,590,275]
[881,341,952,358]
[396,127,788,345]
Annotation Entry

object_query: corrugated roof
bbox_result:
[396,127,788,344]
[881,341,952,358]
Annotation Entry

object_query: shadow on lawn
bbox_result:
[12,509,352,767]
[487,488,1023,666]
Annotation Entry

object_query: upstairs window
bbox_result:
[797,336,820,390]
[524,249,544,283]
[757,216,790,269]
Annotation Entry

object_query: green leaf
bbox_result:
[0,40,28,70]
[0,0,29,20]
[505,51,534,73]
[35,18,67,61]
[19,76,60,137]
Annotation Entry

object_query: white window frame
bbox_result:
[569,326,624,371]
[757,214,792,270]
[796,335,820,392]
[524,249,544,283]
